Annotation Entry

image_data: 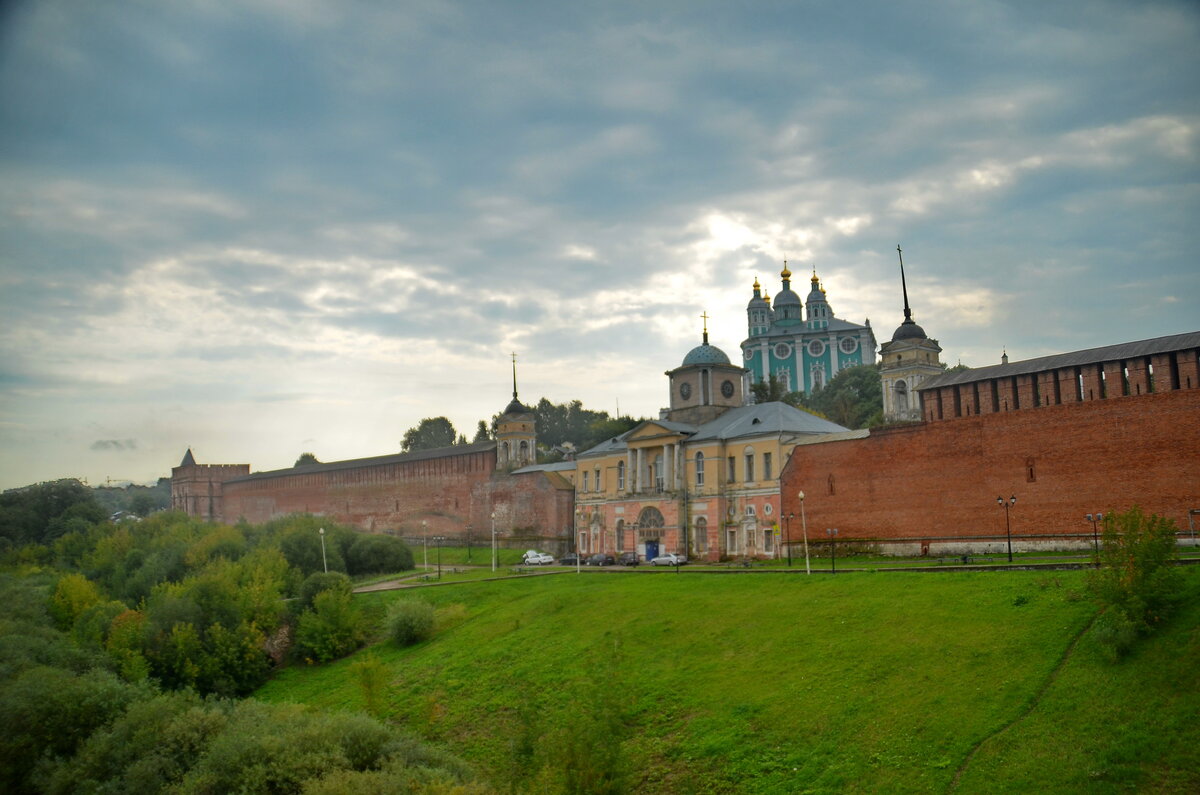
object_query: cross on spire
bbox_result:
[700,311,709,344]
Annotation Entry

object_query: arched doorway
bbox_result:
[637,507,665,559]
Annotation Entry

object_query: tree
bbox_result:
[472,420,490,442]
[806,365,882,429]
[294,589,366,663]
[293,452,320,467]
[400,417,458,452]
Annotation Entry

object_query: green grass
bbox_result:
[256,568,1200,793]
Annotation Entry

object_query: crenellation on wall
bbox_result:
[781,388,1200,549]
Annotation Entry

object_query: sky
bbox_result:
[1,0,1197,490]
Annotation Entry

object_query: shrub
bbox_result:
[386,600,435,647]
[1086,506,1181,659]
[346,533,415,575]
[294,590,366,663]
[297,571,353,612]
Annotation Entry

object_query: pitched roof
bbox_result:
[918,331,1200,391]
[229,440,497,483]
[180,448,196,467]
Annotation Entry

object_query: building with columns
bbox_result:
[741,264,877,394]
[574,327,850,562]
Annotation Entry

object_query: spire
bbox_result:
[898,244,913,325]
[511,351,519,401]
[180,448,196,467]
[502,352,528,415]
[701,311,710,344]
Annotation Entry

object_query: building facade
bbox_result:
[574,329,850,562]
[741,264,877,394]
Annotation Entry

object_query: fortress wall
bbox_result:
[780,388,1200,548]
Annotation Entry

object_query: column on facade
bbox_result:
[626,448,634,493]
[674,443,683,490]
[828,335,839,379]
[636,448,645,491]
[662,443,671,491]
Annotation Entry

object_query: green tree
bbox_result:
[346,534,414,575]
[293,452,320,467]
[472,420,491,442]
[806,365,882,429]
[48,572,104,629]
[400,417,458,452]
[386,599,435,646]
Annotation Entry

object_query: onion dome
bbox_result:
[891,318,928,342]
[772,261,802,307]
[747,276,769,309]
[503,396,530,415]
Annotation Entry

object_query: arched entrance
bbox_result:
[637,507,665,559]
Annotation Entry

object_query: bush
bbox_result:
[297,571,353,612]
[294,590,366,663]
[1086,506,1181,659]
[346,533,415,576]
[386,600,435,647]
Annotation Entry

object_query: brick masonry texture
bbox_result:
[780,388,1200,544]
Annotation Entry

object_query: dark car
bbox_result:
[587,553,616,566]
[559,553,583,566]
[617,551,640,566]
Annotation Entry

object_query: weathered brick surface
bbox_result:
[781,388,1200,544]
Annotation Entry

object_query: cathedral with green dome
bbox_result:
[740,264,877,394]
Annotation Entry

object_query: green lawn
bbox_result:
[256,567,1200,793]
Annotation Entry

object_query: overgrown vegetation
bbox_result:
[750,365,884,428]
[1086,506,1182,660]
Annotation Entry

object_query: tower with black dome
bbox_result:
[880,246,942,422]
[495,354,537,470]
[741,263,876,394]
[665,315,747,425]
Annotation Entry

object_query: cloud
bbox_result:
[91,439,138,452]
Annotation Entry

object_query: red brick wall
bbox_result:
[780,388,1200,544]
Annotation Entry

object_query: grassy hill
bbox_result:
[255,568,1200,793]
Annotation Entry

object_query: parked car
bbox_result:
[559,553,583,566]
[650,553,688,566]
[617,551,640,566]
[587,553,616,566]
[522,550,554,565]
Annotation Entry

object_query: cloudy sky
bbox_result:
[1,0,1197,490]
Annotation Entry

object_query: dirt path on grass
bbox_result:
[948,610,1101,792]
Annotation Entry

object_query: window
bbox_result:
[827,473,836,495]
[695,517,707,552]
[744,452,755,482]
[811,366,825,391]
[616,519,626,551]
[695,452,705,487]
[764,529,774,553]
[1026,457,1036,483]
[763,503,773,516]
[727,456,736,483]
[594,468,600,492]
[582,472,589,492]
[745,505,756,516]
[654,454,664,492]
[617,460,625,490]
[763,452,773,481]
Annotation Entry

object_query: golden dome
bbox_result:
[753,276,761,290]
[780,260,792,279]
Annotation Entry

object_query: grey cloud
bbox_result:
[91,439,137,451]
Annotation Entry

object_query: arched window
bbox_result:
[743,445,755,482]
[616,519,626,551]
[895,380,909,414]
[617,460,626,491]
[518,440,529,462]
[694,452,705,487]
[637,506,665,528]
[654,454,664,492]
[695,516,708,552]
[501,441,510,462]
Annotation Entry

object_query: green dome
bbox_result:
[682,343,731,366]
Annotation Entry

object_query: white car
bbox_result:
[650,553,688,566]
[522,551,554,565]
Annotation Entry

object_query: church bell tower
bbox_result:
[495,353,537,470]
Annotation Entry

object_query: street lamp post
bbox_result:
[826,527,838,574]
[799,491,811,575]
[434,536,444,580]
[318,527,327,574]
[422,520,428,569]
[490,511,497,573]
[576,506,585,573]
[1085,512,1104,561]
[998,495,1017,563]
[785,512,794,567]
[466,523,472,563]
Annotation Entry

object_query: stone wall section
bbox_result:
[781,388,1200,552]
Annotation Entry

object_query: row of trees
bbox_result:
[394,398,641,461]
